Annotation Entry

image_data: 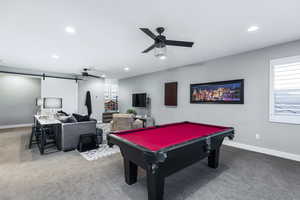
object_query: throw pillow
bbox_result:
[57,115,78,123]
[57,110,69,116]
[72,113,90,122]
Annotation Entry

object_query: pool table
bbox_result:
[107,121,234,200]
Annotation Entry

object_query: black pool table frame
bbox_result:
[107,121,234,200]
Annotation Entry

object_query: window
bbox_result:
[270,56,300,124]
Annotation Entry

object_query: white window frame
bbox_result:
[270,55,300,124]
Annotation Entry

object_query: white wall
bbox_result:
[41,78,78,114]
[119,40,300,156]
[78,78,105,121]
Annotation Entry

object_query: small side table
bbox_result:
[133,117,146,128]
[133,116,155,128]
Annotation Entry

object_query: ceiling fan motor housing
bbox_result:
[82,72,89,76]
[155,35,166,48]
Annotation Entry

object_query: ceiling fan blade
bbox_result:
[88,74,101,78]
[142,44,156,53]
[140,28,156,40]
[165,40,194,47]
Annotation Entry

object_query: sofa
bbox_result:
[60,120,97,151]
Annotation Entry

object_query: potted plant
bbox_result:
[126,109,137,116]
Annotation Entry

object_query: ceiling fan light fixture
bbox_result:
[140,27,193,59]
[154,46,167,60]
[159,54,167,60]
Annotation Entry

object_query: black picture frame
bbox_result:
[190,79,244,104]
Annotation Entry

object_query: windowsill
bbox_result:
[270,115,300,125]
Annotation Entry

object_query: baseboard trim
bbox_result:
[0,123,33,129]
[223,140,300,162]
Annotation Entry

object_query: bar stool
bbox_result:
[29,125,41,149]
[29,125,58,154]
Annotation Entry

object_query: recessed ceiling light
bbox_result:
[247,25,259,32]
[52,54,59,59]
[124,67,130,71]
[159,55,167,60]
[65,26,76,34]
[101,74,106,78]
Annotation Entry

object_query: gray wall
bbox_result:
[0,74,41,126]
[119,40,300,156]
[78,78,105,121]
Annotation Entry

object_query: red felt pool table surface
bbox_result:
[113,122,231,151]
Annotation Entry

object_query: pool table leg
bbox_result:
[208,147,220,169]
[146,168,165,200]
[124,159,138,185]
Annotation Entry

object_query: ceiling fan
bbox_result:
[81,68,105,79]
[140,27,194,59]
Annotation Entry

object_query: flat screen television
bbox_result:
[132,93,146,107]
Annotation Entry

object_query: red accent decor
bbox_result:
[113,122,230,151]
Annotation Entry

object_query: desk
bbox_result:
[108,121,234,200]
[34,115,61,154]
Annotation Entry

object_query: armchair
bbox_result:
[110,114,143,131]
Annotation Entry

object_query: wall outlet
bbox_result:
[255,134,260,140]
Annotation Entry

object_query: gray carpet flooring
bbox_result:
[0,127,300,200]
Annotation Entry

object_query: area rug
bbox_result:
[79,144,120,161]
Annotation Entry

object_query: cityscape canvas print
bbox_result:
[190,79,244,104]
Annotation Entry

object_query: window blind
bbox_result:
[273,62,300,116]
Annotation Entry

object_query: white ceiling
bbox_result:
[1,0,300,79]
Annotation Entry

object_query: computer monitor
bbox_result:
[43,97,62,109]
